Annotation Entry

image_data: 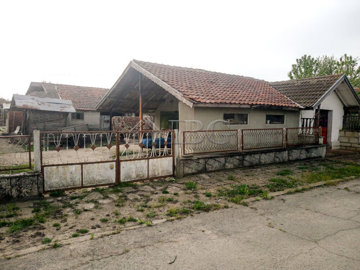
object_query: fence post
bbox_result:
[174,129,183,178]
[33,130,41,172]
[283,128,287,148]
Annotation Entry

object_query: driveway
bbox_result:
[1,180,359,270]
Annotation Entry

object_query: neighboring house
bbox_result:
[26,82,109,130]
[271,74,360,149]
[97,60,301,132]
[9,94,76,134]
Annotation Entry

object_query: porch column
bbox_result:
[139,73,143,132]
[314,105,321,128]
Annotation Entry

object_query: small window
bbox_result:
[71,112,84,120]
[266,114,284,124]
[224,113,248,125]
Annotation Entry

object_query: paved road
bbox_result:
[1,180,360,270]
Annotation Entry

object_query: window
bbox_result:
[266,114,284,124]
[223,113,248,125]
[71,112,84,120]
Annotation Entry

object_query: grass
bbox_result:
[146,211,157,218]
[52,242,62,248]
[52,223,60,227]
[78,229,88,234]
[8,218,35,233]
[204,192,212,197]
[118,217,127,224]
[100,218,109,223]
[276,169,293,176]
[185,181,197,190]
[166,208,191,217]
[219,184,263,202]
[127,216,137,222]
[41,237,52,244]
[227,174,234,180]
[266,178,297,192]
[192,201,220,212]
[299,164,360,183]
[72,233,79,238]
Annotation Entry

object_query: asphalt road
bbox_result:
[1,180,360,270]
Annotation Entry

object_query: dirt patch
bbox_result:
[0,157,359,256]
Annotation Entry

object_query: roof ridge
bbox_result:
[133,59,269,83]
[271,74,343,84]
[41,82,109,90]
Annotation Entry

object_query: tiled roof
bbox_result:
[270,74,343,108]
[41,83,109,111]
[133,60,299,108]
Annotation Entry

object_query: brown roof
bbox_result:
[39,83,109,111]
[132,60,299,108]
[270,74,343,108]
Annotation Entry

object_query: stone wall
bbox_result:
[0,172,43,201]
[339,130,360,150]
[177,145,326,177]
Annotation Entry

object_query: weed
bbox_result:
[227,174,234,180]
[230,195,244,204]
[100,218,108,223]
[166,197,175,202]
[193,201,219,212]
[185,181,197,190]
[115,197,126,207]
[72,233,79,238]
[73,209,82,216]
[41,238,51,244]
[127,216,137,222]
[78,229,88,234]
[146,211,157,218]
[90,233,94,240]
[174,192,179,196]
[158,196,166,203]
[136,205,145,212]
[118,217,127,224]
[52,223,60,228]
[113,210,120,216]
[8,218,35,233]
[145,221,152,226]
[205,192,212,197]
[138,218,145,225]
[52,242,62,248]
[297,166,308,170]
[162,190,169,194]
[262,191,273,200]
[276,169,293,176]
[266,178,297,192]
[241,201,249,207]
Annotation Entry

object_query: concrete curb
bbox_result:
[1,176,357,260]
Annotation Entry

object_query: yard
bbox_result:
[1,156,360,258]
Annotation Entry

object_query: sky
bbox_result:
[0,0,359,100]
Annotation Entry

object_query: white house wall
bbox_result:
[70,111,101,130]
[321,91,344,149]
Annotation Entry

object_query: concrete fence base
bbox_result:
[177,145,326,177]
[339,130,360,150]
[0,172,43,201]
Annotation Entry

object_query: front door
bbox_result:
[319,110,328,145]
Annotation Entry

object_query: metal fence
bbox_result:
[0,135,32,172]
[343,115,360,131]
[182,127,320,155]
[182,130,239,155]
[40,130,173,165]
[286,127,320,147]
[242,128,284,151]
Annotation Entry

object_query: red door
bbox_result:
[319,110,328,145]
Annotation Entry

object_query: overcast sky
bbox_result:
[0,0,359,100]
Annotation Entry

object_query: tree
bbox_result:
[288,54,360,88]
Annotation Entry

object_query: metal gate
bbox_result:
[40,130,174,192]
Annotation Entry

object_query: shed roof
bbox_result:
[27,82,109,111]
[11,94,76,113]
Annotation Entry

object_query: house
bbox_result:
[271,74,360,149]
[26,82,110,130]
[9,94,76,134]
[97,60,301,132]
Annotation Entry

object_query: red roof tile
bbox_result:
[133,60,299,108]
[41,83,109,111]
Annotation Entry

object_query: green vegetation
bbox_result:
[146,211,157,218]
[127,216,137,222]
[41,238,52,244]
[185,181,197,190]
[78,229,88,234]
[204,192,212,197]
[276,169,293,176]
[227,174,234,180]
[118,217,127,224]
[100,218,108,223]
[52,223,60,228]
[193,201,220,212]
[166,207,190,217]
[266,178,297,192]
[52,242,62,248]
[72,233,79,238]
